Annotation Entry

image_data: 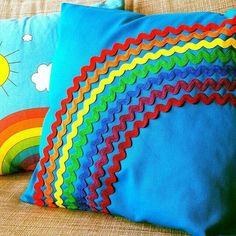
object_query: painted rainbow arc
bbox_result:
[0,108,48,175]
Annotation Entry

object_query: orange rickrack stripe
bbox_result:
[43,26,236,207]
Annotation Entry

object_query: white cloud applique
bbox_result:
[23,34,33,42]
[32,64,52,91]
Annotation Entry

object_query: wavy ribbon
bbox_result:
[33,16,236,206]
[74,65,236,209]
[98,93,236,213]
[52,38,236,208]
[86,79,236,212]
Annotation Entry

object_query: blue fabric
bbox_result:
[21,4,236,236]
[94,0,124,9]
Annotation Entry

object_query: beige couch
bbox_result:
[0,172,187,235]
[0,0,235,235]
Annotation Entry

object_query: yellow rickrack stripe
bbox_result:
[0,127,42,175]
[53,37,236,207]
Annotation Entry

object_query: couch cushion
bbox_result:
[125,0,236,14]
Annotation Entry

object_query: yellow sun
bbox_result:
[0,43,19,96]
[0,54,10,86]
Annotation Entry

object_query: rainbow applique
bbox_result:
[0,108,48,175]
[32,15,236,214]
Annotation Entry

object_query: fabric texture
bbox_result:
[0,0,106,19]
[0,0,124,175]
[0,172,188,236]
[125,0,236,15]
[21,3,236,236]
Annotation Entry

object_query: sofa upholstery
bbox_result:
[0,0,235,235]
[0,0,101,19]
[0,172,188,235]
[125,0,236,14]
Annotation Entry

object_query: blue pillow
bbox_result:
[0,13,57,175]
[0,1,124,175]
[21,4,236,235]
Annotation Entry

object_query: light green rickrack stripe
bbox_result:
[61,48,236,208]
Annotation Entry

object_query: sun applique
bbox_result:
[0,42,19,96]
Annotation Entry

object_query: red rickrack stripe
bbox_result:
[87,79,236,212]
[100,93,236,213]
